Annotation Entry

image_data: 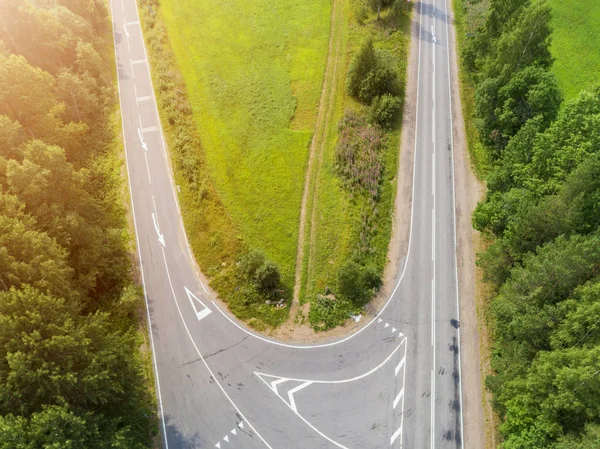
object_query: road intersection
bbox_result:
[109,0,465,447]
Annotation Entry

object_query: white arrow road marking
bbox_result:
[151,213,165,247]
[151,195,165,247]
[138,127,148,151]
[184,286,212,321]
[431,25,437,43]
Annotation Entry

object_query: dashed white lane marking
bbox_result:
[393,387,404,410]
[144,151,151,184]
[391,424,403,446]
[136,95,153,104]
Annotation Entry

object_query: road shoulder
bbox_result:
[446,0,486,447]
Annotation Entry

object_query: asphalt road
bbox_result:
[109,0,465,447]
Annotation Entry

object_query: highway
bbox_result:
[109,0,465,447]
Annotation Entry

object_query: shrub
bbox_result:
[337,260,381,305]
[368,94,402,128]
[255,261,281,292]
[239,249,265,280]
[238,249,281,293]
[347,40,400,104]
[347,39,377,100]
[335,111,385,201]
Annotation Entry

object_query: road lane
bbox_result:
[110,0,465,447]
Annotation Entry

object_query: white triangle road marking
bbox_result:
[185,286,212,321]
[231,429,237,435]
[224,435,229,442]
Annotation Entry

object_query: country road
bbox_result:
[109,0,465,447]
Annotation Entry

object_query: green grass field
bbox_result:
[158,0,332,285]
[300,3,412,329]
[548,0,600,100]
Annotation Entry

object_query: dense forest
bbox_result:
[463,0,600,447]
[0,0,154,447]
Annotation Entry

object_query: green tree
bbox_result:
[475,66,561,154]
[0,192,74,298]
[0,287,149,435]
[6,141,129,303]
[485,1,553,78]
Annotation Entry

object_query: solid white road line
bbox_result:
[443,0,466,444]
[256,340,405,386]
[431,7,438,441]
